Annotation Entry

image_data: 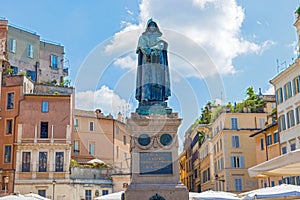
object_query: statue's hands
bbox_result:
[143,48,151,55]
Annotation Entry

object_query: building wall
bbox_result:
[0,76,29,195]
[211,113,267,193]
[39,41,66,83]
[271,54,300,152]
[72,109,130,171]
[14,93,72,196]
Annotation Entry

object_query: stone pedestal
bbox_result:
[125,113,188,200]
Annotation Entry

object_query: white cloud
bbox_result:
[113,55,136,70]
[106,0,272,79]
[264,85,275,95]
[75,85,131,116]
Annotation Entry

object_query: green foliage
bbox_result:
[6,68,13,75]
[198,131,205,147]
[297,6,300,15]
[199,101,213,124]
[51,79,57,85]
[244,87,265,112]
[18,71,26,76]
[70,159,80,167]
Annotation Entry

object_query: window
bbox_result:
[274,132,279,143]
[266,135,272,146]
[293,76,300,95]
[281,146,287,155]
[284,82,292,100]
[296,106,300,125]
[123,135,127,145]
[40,122,49,138]
[27,44,33,58]
[290,142,296,151]
[50,55,58,68]
[55,152,64,172]
[38,152,47,172]
[85,190,92,200]
[42,101,49,113]
[89,143,95,155]
[276,88,283,104]
[8,38,16,53]
[260,138,264,150]
[102,190,109,195]
[89,121,94,131]
[22,152,31,172]
[234,178,243,192]
[278,115,286,132]
[26,70,36,82]
[11,66,18,75]
[38,190,46,198]
[7,92,14,110]
[116,126,119,134]
[6,119,13,135]
[271,181,275,187]
[232,135,240,148]
[287,110,295,128]
[74,141,79,154]
[230,155,244,168]
[220,157,224,170]
[74,119,79,130]
[231,118,238,130]
[116,146,119,159]
[4,146,12,163]
[258,118,266,129]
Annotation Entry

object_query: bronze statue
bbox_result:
[135,19,171,115]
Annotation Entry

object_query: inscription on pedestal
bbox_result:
[139,152,173,175]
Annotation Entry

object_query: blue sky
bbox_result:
[1,0,299,143]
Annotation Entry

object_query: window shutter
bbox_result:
[240,156,244,168]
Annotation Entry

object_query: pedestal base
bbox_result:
[125,183,188,200]
[136,101,172,115]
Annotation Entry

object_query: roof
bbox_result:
[249,122,277,137]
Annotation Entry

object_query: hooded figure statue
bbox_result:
[135,19,171,105]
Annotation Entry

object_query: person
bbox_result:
[135,19,171,103]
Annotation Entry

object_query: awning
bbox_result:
[248,149,300,177]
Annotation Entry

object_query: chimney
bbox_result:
[95,109,104,118]
[117,112,123,122]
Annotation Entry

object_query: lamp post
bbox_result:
[4,176,9,195]
[52,179,56,200]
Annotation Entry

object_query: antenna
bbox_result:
[276,58,287,73]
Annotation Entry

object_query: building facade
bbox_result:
[250,122,282,188]
[72,109,131,194]
[2,19,68,84]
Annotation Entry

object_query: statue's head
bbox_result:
[146,18,162,34]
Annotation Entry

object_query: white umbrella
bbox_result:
[0,193,50,200]
[24,193,51,200]
[241,184,300,199]
[87,158,105,164]
[191,190,241,200]
[95,191,124,200]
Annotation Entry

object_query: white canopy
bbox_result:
[87,158,105,164]
[248,149,300,177]
[190,190,241,200]
[0,193,50,200]
[240,184,300,199]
